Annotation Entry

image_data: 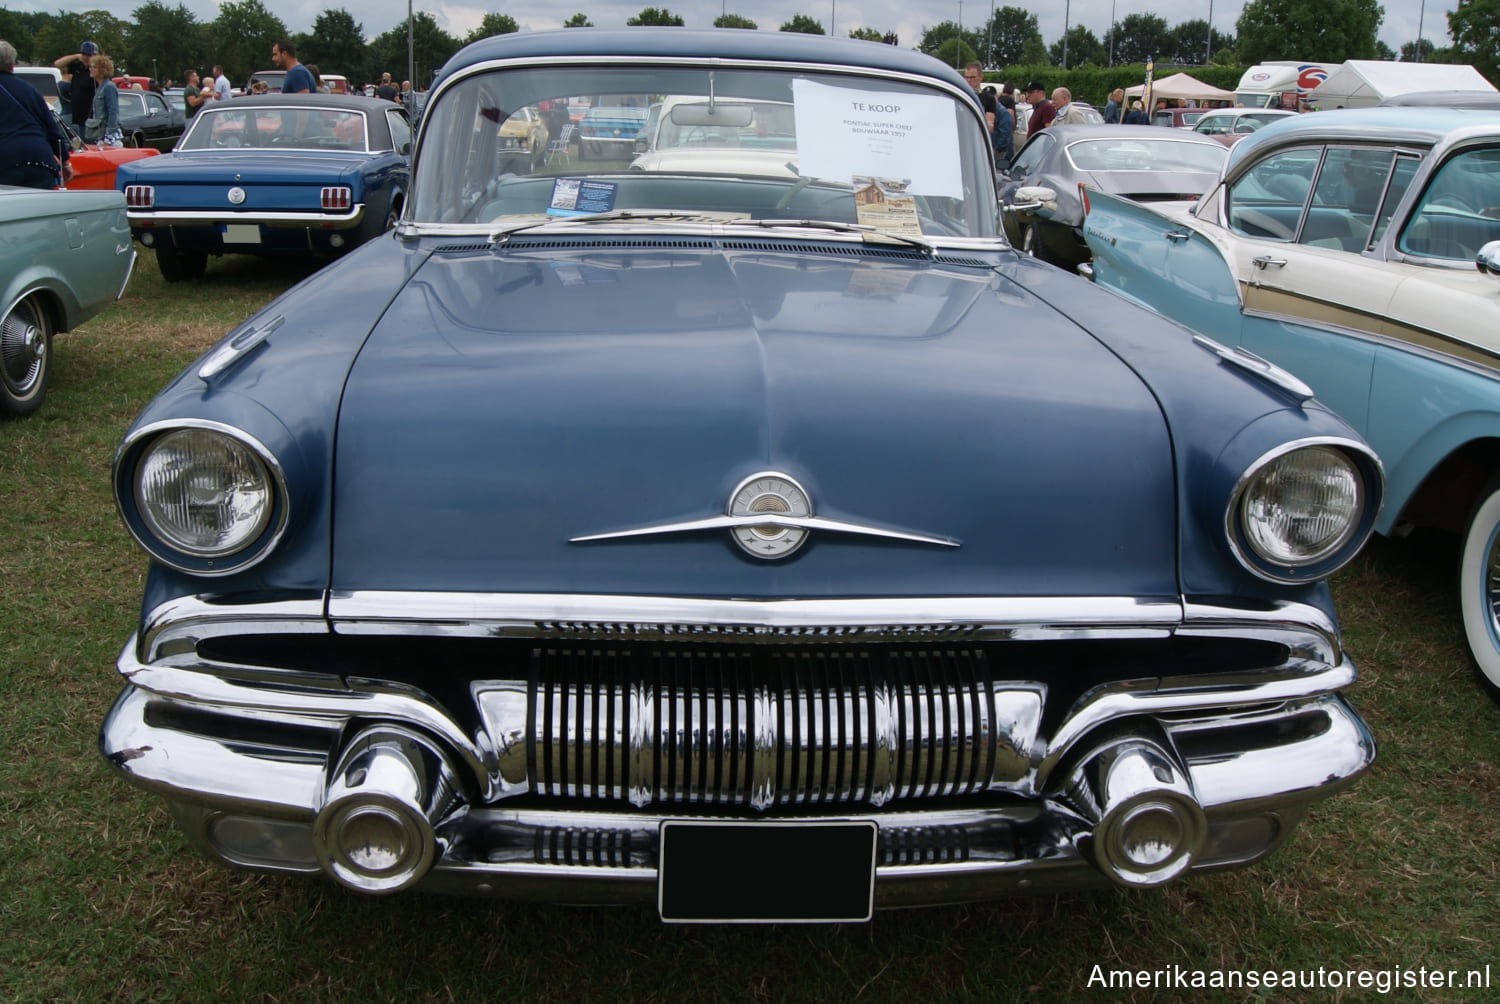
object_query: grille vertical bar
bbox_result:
[526,646,1038,809]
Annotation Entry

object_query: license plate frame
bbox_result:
[220,223,261,244]
[657,819,877,924]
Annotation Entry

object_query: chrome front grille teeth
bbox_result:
[522,646,1047,810]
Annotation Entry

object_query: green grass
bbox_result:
[2,255,1497,1002]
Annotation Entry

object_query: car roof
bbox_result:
[1225,106,1500,172]
[213,93,402,110]
[1033,123,1225,142]
[438,28,968,94]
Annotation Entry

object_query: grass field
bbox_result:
[2,253,1497,1002]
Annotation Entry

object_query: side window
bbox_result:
[1399,147,1500,260]
[1370,153,1420,246]
[387,110,411,155]
[1300,146,1397,252]
[1225,147,1319,241]
[1008,134,1052,177]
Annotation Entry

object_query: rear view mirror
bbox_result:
[669,103,754,128]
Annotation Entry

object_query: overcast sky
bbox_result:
[10,0,1448,65]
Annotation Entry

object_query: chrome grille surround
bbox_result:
[103,591,1373,903]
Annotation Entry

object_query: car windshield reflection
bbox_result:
[410,64,996,241]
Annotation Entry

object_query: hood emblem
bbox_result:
[227,186,246,205]
[571,471,959,560]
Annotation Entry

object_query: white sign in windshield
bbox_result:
[791,78,963,199]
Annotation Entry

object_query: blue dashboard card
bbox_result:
[548,178,619,217]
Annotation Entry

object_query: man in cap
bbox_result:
[53,40,97,131]
[1024,81,1056,138]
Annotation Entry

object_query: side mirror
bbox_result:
[1478,241,1500,278]
[1007,185,1058,213]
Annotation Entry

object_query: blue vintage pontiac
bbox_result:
[101,30,1382,921]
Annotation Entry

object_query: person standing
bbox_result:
[88,52,121,147]
[54,39,97,133]
[375,72,398,102]
[272,41,314,93]
[1,39,73,188]
[962,62,996,140]
[1050,87,1090,126]
[184,69,208,120]
[1102,88,1124,124]
[212,64,231,101]
[1024,81,1055,137]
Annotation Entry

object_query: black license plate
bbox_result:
[658,820,877,924]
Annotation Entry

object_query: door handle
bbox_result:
[1164,230,1190,243]
[1251,255,1288,269]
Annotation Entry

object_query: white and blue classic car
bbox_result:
[101,31,1384,922]
[1081,108,1500,701]
[114,94,410,281]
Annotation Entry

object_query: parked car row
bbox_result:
[1081,106,1500,699]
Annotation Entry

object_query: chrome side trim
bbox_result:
[571,513,959,548]
[1193,334,1314,399]
[198,315,285,381]
[115,249,137,301]
[128,206,366,226]
[326,592,1184,640]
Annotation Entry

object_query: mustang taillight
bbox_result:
[321,187,353,211]
[124,185,155,208]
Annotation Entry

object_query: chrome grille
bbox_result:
[526,646,1043,810]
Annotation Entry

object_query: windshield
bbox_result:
[411,62,998,240]
[179,105,372,152]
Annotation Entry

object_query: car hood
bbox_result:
[329,240,1178,599]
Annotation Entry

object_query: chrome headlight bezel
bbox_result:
[114,419,289,576]
[1225,438,1382,584]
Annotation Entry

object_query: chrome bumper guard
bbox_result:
[101,593,1375,906]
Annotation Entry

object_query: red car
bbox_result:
[51,108,158,190]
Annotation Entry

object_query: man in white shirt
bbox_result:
[212,64,231,101]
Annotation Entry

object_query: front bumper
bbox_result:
[100,592,1375,912]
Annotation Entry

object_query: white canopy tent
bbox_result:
[1308,61,1497,109]
[1125,72,1235,103]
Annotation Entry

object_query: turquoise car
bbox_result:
[1081,107,1500,698]
[0,185,135,417]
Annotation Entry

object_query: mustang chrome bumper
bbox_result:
[100,593,1375,912]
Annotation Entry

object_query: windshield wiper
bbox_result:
[490,210,718,242]
[726,217,934,253]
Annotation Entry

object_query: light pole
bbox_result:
[987,0,994,68]
[957,0,963,69]
[1206,0,1214,64]
[1416,0,1426,61]
[1109,0,1116,66]
[1062,0,1070,69]
[407,0,414,97]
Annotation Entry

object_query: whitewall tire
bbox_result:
[1459,477,1500,696]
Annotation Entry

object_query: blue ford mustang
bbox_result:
[101,30,1383,921]
[114,94,410,281]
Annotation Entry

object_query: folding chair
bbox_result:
[545,123,574,167]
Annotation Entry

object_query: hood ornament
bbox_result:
[571,471,958,560]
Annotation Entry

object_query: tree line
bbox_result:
[2,0,1494,90]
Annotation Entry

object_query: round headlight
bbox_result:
[1237,445,1364,569]
[134,428,274,557]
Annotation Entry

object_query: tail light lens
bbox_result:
[124,185,154,208]
[321,187,352,211]
[1078,183,1092,217]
